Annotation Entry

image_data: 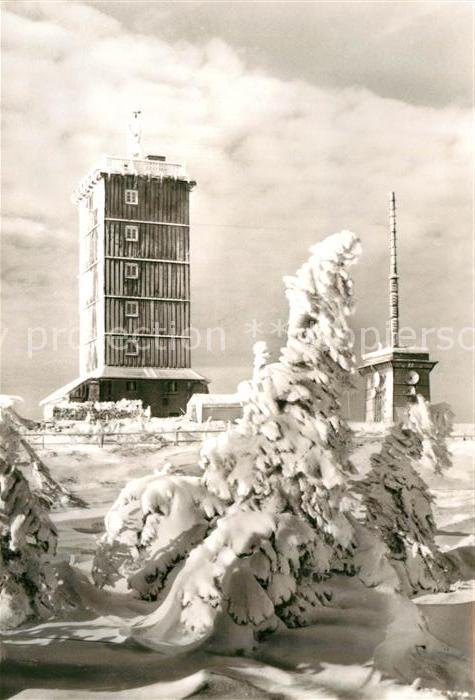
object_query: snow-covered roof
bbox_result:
[98,367,208,382]
[361,346,430,361]
[40,377,88,406]
[359,346,436,369]
[40,368,209,406]
[187,393,242,407]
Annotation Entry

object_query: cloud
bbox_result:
[80,0,472,108]
[1,3,472,419]
[1,216,66,248]
[1,216,76,302]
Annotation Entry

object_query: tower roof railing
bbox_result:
[72,155,189,204]
[101,155,187,179]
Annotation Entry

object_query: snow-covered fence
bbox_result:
[23,422,474,449]
[23,427,227,449]
[451,423,475,440]
[350,422,474,441]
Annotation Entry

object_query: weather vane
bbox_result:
[127,110,142,159]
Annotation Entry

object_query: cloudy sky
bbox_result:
[1,1,472,420]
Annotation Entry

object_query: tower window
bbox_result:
[166,381,178,394]
[125,225,139,242]
[125,189,138,205]
[125,263,139,279]
[126,381,137,391]
[125,300,139,317]
[125,339,139,356]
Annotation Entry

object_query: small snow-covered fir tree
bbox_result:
[95,231,363,650]
[406,397,454,476]
[357,396,453,595]
[0,402,59,628]
[4,399,86,509]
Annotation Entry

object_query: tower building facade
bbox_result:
[41,115,208,417]
[358,193,437,422]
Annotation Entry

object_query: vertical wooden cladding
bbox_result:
[105,336,190,368]
[105,260,190,299]
[105,299,189,335]
[101,171,193,371]
[105,222,189,261]
[104,174,190,225]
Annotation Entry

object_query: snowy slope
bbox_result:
[1,437,472,700]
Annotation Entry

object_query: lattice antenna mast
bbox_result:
[389,191,400,347]
[127,110,143,159]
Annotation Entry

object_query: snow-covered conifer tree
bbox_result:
[95,231,363,650]
[4,400,86,509]
[92,473,225,592]
[406,396,454,476]
[357,396,453,595]
[198,230,362,626]
[0,401,59,628]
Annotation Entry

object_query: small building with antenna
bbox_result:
[40,113,209,418]
[358,193,437,422]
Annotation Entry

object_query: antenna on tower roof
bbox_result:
[127,110,142,160]
[389,191,400,348]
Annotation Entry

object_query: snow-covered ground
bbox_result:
[1,437,473,700]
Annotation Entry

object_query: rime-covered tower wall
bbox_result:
[77,157,193,376]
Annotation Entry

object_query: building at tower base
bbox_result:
[40,368,208,420]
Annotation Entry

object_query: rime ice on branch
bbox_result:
[406,397,454,476]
